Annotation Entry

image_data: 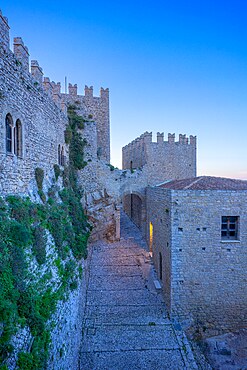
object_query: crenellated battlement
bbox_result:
[123,132,196,150]
[60,83,110,102]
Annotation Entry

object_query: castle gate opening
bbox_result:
[123,192,144,230]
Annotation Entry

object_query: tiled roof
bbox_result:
[158,176,247,190]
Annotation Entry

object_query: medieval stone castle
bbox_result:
[1,9,246,368]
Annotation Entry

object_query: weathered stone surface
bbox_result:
[204,329,247,369]
[80,349,185,370]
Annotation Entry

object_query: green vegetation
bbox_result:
[63,105,88,192]
[35,168,44,191]
[0,105,90,368]
[53,164,61,181]
[32,226,47,265]
[15,59,22,67]
[64,125,72,144]
[0,193,89,368]
[35,168,46,203]
[67,104,86,129]
[67,105,87,169]
[107,164,117,171]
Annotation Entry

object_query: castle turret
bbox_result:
[13,37,29,72]
[0,10,10,49]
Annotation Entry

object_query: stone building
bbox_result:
[146,176,247,337]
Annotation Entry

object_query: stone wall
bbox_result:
[0,15,68,195]
[0,10,10,50]
[47,258,88,370]
[78,161,121,242]
[146,186,247,337]
[146,186,172,311]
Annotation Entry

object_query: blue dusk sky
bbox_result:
[2,1,247,178]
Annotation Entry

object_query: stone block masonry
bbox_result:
[0,10,9,50]
[146,178,247,338]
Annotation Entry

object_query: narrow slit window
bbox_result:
[16,119,22,157]
[61,146,65,166]
[6,114,13,153]
[58,144,61,165]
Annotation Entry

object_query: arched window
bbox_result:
[6,114,13,153]
[16,119,22,156]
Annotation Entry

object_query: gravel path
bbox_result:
[79,212,198,369]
